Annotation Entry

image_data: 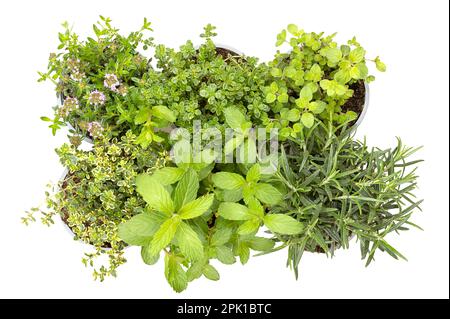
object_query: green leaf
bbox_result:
[198,162,215,180]
[266,92,276,104]
[237,219,261,235]
[350,65,361,79]
[320,79,332,90]
[264,214,304,235]
[334,69,351,84]
[242,186,256,205]
[186,262,205,282]
[175,222,204,261]
[237,242,250,264]
[276,29,287,46]
[165,254,188,293]
[341,44,351,56]
[248,197,264,219]
[211,227,233,246]
[151,167,185,186]
[292,122,303,133]
[287,24,299,35]
[150,216,181,255]
[301,112,315,128]
[305,63,322,82]
[246,164,261,183]
[221,189,243,202]
[118,212,166,246]
[212,172,246,190]
[152,105,176,122]
[141,243,160,265]
[40,116,52,122]
[254,183,283,205]
[349,47,366,63]
[322,47,342,64]
[375,56,386,72]
[136,175,174,215]
[269,81,279,93]
[356,63,369,79]
[173,169,199,210]
[246,237,275,251]
[179,194,214,219]
[300,86,313,101]
[277,92,289,103]
[286,109,300,122]
[224,107,246,130]
[215,246,236,264]
[308,101,327,114]
[270,68,282,77]
[218,202,252,221]
[202,264,220,281]
[135,108,152,125]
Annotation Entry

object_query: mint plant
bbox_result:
[118,166,275,292]
[212,164,284,205]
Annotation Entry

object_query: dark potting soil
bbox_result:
[341,80,366,122]
[215,47,240,59]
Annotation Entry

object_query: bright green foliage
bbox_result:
[213,164,284,205]
[118,163,277,292]
[265,25,386,139]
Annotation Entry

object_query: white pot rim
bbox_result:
[353,82,370,129]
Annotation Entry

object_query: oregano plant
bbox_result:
[264,24,386,140]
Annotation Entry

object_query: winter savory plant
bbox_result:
[24,17,423,293]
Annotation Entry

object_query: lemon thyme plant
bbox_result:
[23,131,167,280]
[26,18,424,293]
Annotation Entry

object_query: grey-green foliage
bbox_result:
[270,123,423,278]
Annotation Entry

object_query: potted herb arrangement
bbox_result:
[24,18,422,292]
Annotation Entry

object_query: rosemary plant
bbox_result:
[268,123,423,278]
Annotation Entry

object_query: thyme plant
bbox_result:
[23,131,167,280]
[39,16,155,138]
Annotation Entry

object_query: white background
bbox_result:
[0,0,448,299]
